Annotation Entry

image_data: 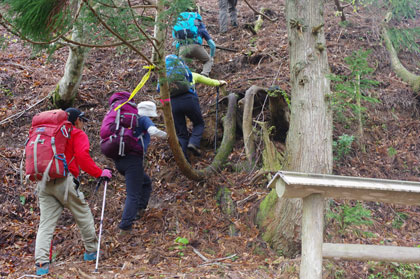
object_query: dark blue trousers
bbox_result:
[114,154,152,230]
[171,93,204,158]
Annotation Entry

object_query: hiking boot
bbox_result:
[36,262,49,276]
[134,208,146,221]
[232,22,238,27]
[187,143,201,156]
[84,251,97,261]
[118,227,132,237]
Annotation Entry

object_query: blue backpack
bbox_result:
[165,54,194,97]
[172,12,203,45]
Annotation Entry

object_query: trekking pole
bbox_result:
[94,177,108,273]
[214,87,220,153]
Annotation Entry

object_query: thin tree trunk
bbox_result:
[355,74,365,152]
[382,25,420,92]
[154,0,200,180]
[333,0,346,22]
[202,93,238,175]
[242,85,265,165]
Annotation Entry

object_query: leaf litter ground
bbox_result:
[1,0,420,278]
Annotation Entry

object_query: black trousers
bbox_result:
[114,154,152,230]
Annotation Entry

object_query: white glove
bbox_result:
[147,126,167,138]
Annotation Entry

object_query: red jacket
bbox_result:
[65,128,102,178]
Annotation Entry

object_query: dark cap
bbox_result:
[65,108,88,125]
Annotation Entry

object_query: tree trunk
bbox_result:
[258,0,333,260]
[217,186,237,236]
[242,85,265,166]
[382,25,420,93]
[52,1,88,108]
[202,93,238,175]
[268,87,289,141]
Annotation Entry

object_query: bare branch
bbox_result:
[130,4,157,9]
[0,95,50,126]
[243,0,277,22]
[128,0,159,53]
[82,0,155,66]
[62,36,144,48]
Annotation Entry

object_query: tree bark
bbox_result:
[202,93,238,175]
[333,0,346,22]
[382,25,420,93]
[258,0,333,260]
[268,87,289,141]
[242,85,265,166]
[52,2,88,108]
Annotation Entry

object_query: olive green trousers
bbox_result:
[35,174,97,264]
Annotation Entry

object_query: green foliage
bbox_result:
[327,201,373,235]
[173,237,189,257]
[386,0,420,19]
[0,85,13,97]
[341,0,377,12]
[387,147,397,157]
[392,211,408,229]
[333,134,354,160]
[388,27,420,54]
[330,49,380,123]
[368,262,420,279]
[1,0,195,55]
[3,0,72,41]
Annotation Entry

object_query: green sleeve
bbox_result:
[192,73,221,87]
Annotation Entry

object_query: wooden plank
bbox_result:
[300,194,324,279]
[323,243,420,263]
[269,171,420,205]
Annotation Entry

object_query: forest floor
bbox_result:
[1,0,420,278]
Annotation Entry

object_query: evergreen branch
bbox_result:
[0,13,70,46]
[82,0,155,67]
[127,0,159,55]
[62,36,144,48]
[0,2,83,46]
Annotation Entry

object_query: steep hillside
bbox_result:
[1,0,420,278]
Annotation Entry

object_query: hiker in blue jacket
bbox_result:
[164,54,226,161]
[173,5,216,77]
[114,101,166,233]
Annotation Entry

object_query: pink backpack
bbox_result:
[100,92,143,159]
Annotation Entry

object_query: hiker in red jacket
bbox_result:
[35,108,112,276]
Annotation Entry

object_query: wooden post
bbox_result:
[300,193,324,279]
[323,243,420,263]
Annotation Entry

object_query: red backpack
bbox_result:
[24,110,73,181]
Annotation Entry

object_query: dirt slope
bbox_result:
[1,0,420,278]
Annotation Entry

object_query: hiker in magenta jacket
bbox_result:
[114,101,167,232]
[35,108,112,276]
